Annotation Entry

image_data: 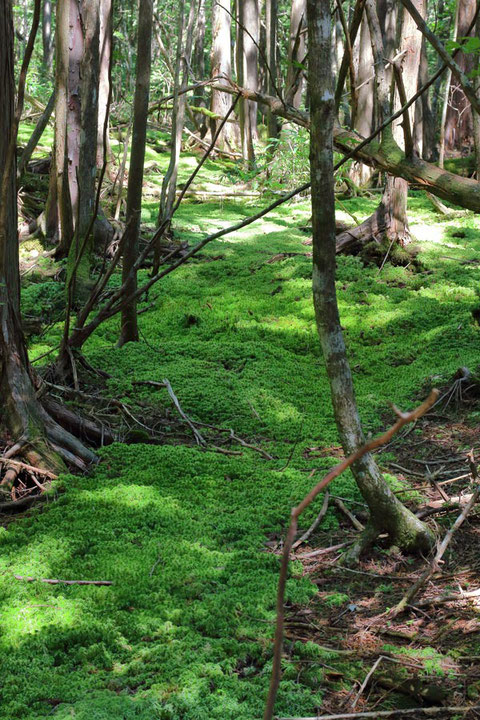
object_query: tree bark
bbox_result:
[42,0,54,71]
[210,0,237,151]
[266,0,280,145]
[236,0,255,165]
[97,0,113,167]
[119,0,153,346]
[157,0,196,227]
[0,0,96,473]
[210,0,236,152]
[445,0,476,153]
[307,0,434,553]
[243,0,259,142]
[66,0,101,304]
[286,0,306,108]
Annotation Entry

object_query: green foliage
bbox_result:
[16,142,480,718]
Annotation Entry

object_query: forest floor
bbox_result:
[2,123,480,719]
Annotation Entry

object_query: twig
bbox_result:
[334,498,364,531]
[162,378,206,446]
[278,706,480,720]
[351,655,383,708]
[14,575,113,586]
[392,452,479,616]
[296,541,350,559]
[292,493,330,550]
[263,390,438,720]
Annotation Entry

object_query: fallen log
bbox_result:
[213,83,480,215]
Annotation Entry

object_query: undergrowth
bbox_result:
[7,125,480,718]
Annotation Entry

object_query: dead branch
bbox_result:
[0,458,58,481]
[163,378,206,446]
[292,492,330,550]
[278,706,480,720]
[263,390,438,720]
[334,497,364,531]
[14,575,113,586]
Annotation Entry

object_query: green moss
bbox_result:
[14,129,480,717]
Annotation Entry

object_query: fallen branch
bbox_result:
[263,390,438,720]
[14,575,113,586]
[163,378,206,447]
[292,492,330,550]
[334,497,364,531]
[392,451,479,616]
[278,706,480,720]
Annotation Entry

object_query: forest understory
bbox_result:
[1,118,480,718]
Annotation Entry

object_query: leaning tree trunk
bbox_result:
[0,0,96,475]
[307,0,434,555]
[119,0,154,346]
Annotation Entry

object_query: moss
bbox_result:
[14,130,480,717]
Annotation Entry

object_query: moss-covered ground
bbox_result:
[6,125,480,718]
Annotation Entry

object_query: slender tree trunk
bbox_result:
[417,35,437,160]
[119,0,153,346]
[473,8,480,178]
[45,0,71,246]
[243,0,259,142]
[307,0,434,555]
[210,0,237,150]
[157,0,197,228]
[192,0,208,137]
[236,0,256,165]
[97,0,113,167]
[286,0,306,107]
[42,0,54,71]
[351,13,374,184]
[266,0,280,146]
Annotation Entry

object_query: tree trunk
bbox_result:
[445,0,476,154]
[45,0,72,247]
[474,8,480,179]
[210,0,237,151]
[157,0,196,227]
[266,0,280,146]
[66,0,101,304]
[351,13,374,184]
[97,0,113,167]
[243,0,259,142]
[0,0,96,473]
[286,0,306,108]
[307,0,434,554]
[192,0,207,137]
[119,0,153,346]
[236,0,255,165]
[42,0,54,71]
